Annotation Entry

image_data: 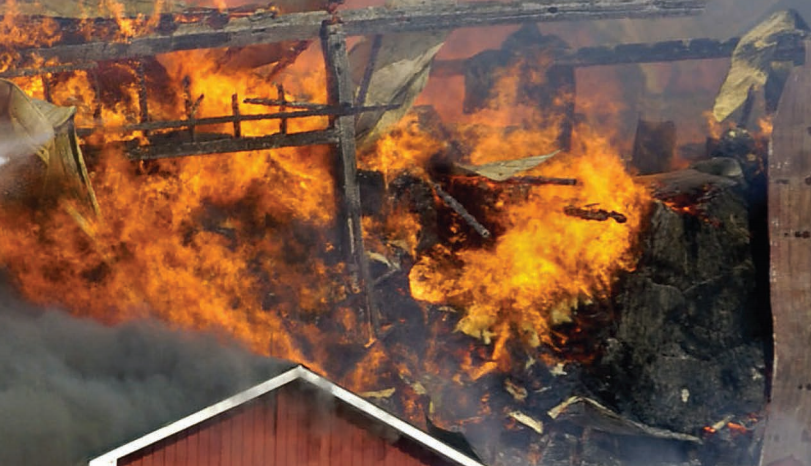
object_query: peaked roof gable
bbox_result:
[88,365,487,466]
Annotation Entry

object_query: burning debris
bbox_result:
[0,0,800,465]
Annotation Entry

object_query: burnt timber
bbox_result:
[0,0,709,74]
[431,34,806,77]
[321,21,380,342]
[762,39,811,466]
[124,129,339,161]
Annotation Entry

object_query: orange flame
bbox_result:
[0,5,650,397]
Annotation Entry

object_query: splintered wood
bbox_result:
[762,40,811,466]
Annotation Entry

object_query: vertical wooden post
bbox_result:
[552,64,575,152]
[276,84,288,135]
[136,61,149,124]
[136,61,150,140]
[321,20,379,342]
[231,93,242,138]
[762,40,811,466]
[41,74,53,103]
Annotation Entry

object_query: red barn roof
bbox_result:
[88,364,487,466]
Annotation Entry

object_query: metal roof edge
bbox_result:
[87,365,306,466]
[88,364,486,466]
[295,366,487,466]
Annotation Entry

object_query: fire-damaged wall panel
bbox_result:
[117,381,457,466]
[764,40,811,466]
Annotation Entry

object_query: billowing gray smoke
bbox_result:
[0,284,292,466]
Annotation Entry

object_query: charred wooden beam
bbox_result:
[431,181,492,238]
[504,176,577,186]
[124,129,338,160]
[0,62,97,78]
[75,103,398,135]
[41,74,53,103]
[230,93,242,138]
[243,97,326,110]
[563,205,627,224]
[558,37,741,67]
[276,84,288,135]
[3,1,708,72]
[136,61,150,125]
[761,39,811,466]
[430,35,805,75]
[355,34,383,108]
[458,175,578,186]
[322,21,380,342]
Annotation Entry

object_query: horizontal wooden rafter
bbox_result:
[4,0,709,72]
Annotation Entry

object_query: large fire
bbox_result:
[0,0,652,423]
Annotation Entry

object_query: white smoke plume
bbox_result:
[0,282,291,466]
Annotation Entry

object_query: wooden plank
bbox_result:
[762,39,811,466]
[321,21,380,342]
[430,34,805,77]
[124,129,339,161]
[6,1,708,70]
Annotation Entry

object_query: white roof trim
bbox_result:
[88,365,486,466]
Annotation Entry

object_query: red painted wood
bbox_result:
[119,382,463,466]
[164,432,176,466]
[188,426,199,466]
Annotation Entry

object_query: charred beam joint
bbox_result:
[4,1,710,71]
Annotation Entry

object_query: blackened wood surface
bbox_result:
[430,35,805,75]
[125,129,339,161]
[763,40,811,466]
[321,22,379,340]
[119,383,460,466]
[4,1,707,71]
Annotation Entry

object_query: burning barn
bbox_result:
[1,0,811,465]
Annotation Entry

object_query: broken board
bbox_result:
[763,39,811,466]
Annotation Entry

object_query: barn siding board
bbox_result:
[276,391,287,466]
[196,423,207,466]
[189,425,200,466]
[117,380,465,466]
[763,39,811,466]
[178,430,189,466]
[222,409,234,465]
[233,405,245,466]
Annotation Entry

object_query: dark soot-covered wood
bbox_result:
[4,1,708,71]
[322,21,379,340]
[587,183,767,439]
[761,40,811,466]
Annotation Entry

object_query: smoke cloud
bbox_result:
[0,283,292,466]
